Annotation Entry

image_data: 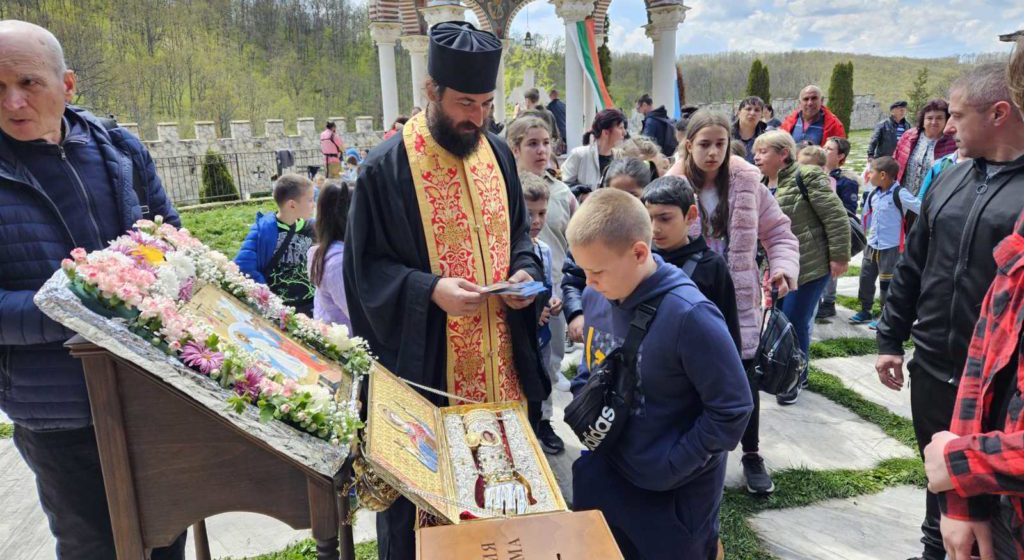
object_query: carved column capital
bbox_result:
[369,22,403,46]
[551,0,595,24]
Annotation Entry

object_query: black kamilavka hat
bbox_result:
[428,21,502,95]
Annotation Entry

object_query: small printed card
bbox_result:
[480,281,548,298]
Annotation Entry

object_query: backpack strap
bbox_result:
[892,185,904,214]
[621,293,668,371]
[264,223,298,278]
[682,251,702,277]
[862,187,877,229]
[99,117,152,220]
[795,169,826,230]
[795,169,809,201]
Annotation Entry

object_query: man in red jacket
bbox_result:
[780,85,846,146]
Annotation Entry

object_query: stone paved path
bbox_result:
[723,390,914,489]
[750,485,925,560]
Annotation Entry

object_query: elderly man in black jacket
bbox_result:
[874,64,1024,560]
[867,100,911,159]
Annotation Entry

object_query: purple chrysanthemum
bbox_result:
[178,277,196,302]
[234,366,265,400]
[180,340,224,374]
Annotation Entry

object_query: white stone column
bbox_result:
[370,22,403,130]
[495,39,510,124]
[402,35,430,110]
[421,2,467,31]
[645,4,688,112]
[553,0,595,151]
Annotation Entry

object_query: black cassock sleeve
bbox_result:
[343,133,550,403]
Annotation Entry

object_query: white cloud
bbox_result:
[608,20,653,54]
[407,0,1024,58]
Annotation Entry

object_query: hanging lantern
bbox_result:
[524,31,535,48]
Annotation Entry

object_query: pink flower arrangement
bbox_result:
[180,340,224,374]
[61,217,372,446]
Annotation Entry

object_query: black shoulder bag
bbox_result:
[563,294,666,454]
[751,287,804,395]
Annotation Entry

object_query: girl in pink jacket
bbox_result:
[668,109,800,496]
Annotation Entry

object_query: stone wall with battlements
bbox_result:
[128,116,386,206]
[698,94,885,131]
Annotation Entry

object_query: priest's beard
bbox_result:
[427,104,482,158]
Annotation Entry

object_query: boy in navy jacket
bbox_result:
[566,188,753,559]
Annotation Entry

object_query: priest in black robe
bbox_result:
[343,21,549,560]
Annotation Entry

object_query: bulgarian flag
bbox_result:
[570,17,614,110]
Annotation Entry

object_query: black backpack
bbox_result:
[563,294,665,454]
[751,288,804,395]
[796,170,866,257]
[98,116,153,220]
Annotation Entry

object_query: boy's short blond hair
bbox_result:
[798,145,827,167]
[520,171,550,202]
[615,136,661,160]
[753,130,797,164]
[567,188,652,253]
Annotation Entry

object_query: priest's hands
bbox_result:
[431,278,485,316]
[500,269,537,310]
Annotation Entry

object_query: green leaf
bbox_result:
[259,404,275,423]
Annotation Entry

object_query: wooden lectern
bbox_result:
[68,336,354,560]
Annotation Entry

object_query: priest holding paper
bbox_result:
[344,21,550,559]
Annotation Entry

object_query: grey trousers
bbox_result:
[541,313,567,420]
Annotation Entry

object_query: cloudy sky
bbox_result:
[503,0,1024,58]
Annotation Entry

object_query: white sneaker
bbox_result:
[554,374,572,392]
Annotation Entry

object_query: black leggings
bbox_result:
[741,359,760,453]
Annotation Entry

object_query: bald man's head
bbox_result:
[799,85,823,119]
[0,20,75,143]
[0,20,67,79]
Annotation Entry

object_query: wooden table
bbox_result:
[68,336,354,560]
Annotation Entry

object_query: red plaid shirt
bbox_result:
[940,211,1024,550]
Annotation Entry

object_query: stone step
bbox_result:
[814,353,913,420]
[724,390,915,490]
[812,304,874,342]
[0,440,55,560]
[749,485,924,560]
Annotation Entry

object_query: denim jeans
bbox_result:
[779,274,831,383]
[13,425,187,560]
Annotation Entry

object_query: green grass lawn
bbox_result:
[845,129,871,177]
[179,201,276,257]
[0,423,12,439]
[836,294,881,316]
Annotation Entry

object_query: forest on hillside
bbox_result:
[2,0,1007,136]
